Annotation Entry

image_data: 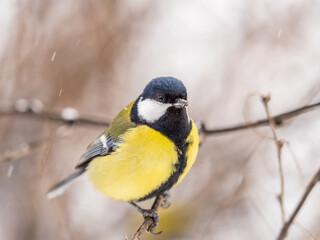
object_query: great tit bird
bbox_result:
[47,76,199,232]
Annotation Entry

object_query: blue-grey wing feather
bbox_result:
[75,134,116,169]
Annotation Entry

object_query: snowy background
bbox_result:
[1,0,320,239]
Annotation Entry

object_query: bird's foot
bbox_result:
[141,209,161,234]
[130,202,161,234]
[160,191,171,209]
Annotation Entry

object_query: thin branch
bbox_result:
[201,101,320,135]
[277,168,320,240]
[285,141,306,185]
[124,233,129,240]
[0,137,49,163]
[131,194,165,240]
[243,93,273,140]
[1,109,109,127]
[261,94,286,224]
[293,221,317,240]
[1,101,320,134]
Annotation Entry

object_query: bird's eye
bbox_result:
[157,95,165,102]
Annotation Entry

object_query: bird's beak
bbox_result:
[173,98,188,108]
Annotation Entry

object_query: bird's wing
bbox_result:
[75,134,116,169]
[75,101,136,169]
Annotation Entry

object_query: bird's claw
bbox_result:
[160,191,171,209]
[141,209,160,233]
[149,230,163,235]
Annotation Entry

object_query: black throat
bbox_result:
[130,98,191,148]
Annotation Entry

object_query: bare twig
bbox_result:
[40,122,56,173]
[124,232,129,240]
[1,101,320,134]
[0,137,49,163]
[131,194,165,240]
[277,168,320,240]
[243,93,273,140]
[293,221,317,240]
[285,141,306,184]
[0,109,109,127]
[201,101,320,135]
[261,94,286,224]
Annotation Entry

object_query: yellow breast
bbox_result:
[87,125,178,202]
[176,120,199,185]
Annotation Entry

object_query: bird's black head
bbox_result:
[131,76,191,144]
[141,77,187,105]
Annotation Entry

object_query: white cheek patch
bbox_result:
[137,98,171,123]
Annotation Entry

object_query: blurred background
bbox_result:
[1,0,320,239]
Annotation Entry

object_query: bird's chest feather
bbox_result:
[87,125,179,202]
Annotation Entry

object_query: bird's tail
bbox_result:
[46,168,86,200]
